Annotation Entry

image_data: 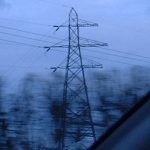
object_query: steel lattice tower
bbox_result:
[45,7,107,150]
[61,8,96,150]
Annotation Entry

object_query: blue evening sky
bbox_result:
[0,0,150,90]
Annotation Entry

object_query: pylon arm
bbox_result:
[51,64,102,71]
[44,44,107,49]
[80,37,108,46]
[78,19,98,27]
[80,43,107,47]
[44,38,108,50]
[53,19,98,28]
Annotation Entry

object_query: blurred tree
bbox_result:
[0,66,149,149]
[0,77,9,149]
[44,72,64,149]
[88,68,149,138]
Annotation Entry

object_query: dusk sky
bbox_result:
[0,0,150,91]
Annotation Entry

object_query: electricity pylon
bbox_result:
[45,7,108,150]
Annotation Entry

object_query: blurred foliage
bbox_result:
[0,66,149,149]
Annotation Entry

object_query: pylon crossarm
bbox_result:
[80,37,108,47]
[51,63,102,72]
[83,64,102,68]
[44,38,68,51]
[83,57,103,68]
[44,45,68,51]
[44,38,108,51]
[53,19,98,28]
[51,64,102,72]
[78,19,98,27]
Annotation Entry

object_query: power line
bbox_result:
[49,48,150,68]
[98,47,150,60]
[6,53,46,88]
[0,23,68,77]
[0,25,62,40]
[0,9,69,79]
[1,45,67,78]
[0,17,51,26]
[0,37,68,50]
[50,47,149,68]
[83,55,150,69]
[2,46,148,78]
[0,65,47,69]
[0,31,56,44]
[0,31,68,46]
[41,0,71,8]
[1,31,149,65]
[1,47,43,77]
[50,48,67,54]
[82,48,150,64]
[0,39,43,48]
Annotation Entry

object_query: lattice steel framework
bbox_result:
[45,7,107,150]
[61,8,96,150]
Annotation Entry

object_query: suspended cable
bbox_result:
[48,47,150,68]
[0,17,50,26]
[50,57,67,72]
[0,30,67,77]
[46,48,67,54]
[49,47,150,69]
[6,53,46,88]
[0,31,56,44]
[41,0,71,8]
[83,55,150,69]
[0,25,62,40]
[98,47,150,60]
[2,48,41,77]
[48,46,150,63]
[49,48,148,69]
[0,39,43,48]
[82,48,150,64]
[0,31,68,45]
[0,65,47,69]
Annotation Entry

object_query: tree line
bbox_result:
[0,66,149,149]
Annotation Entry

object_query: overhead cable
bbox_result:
[0,17,50,26]
[82,48,150,64]
[98,47,150,60]
[0,25,62,40]
[0,39,43,48]
[0,31,55,44]
[83,55,150,69]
